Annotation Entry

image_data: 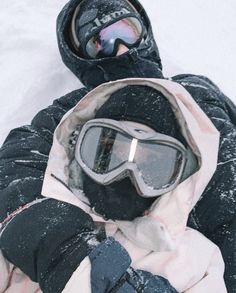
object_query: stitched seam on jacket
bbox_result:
[0,197,50,236]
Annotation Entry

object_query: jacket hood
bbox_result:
[42,78,225,292]
[42,77,219,242]
[56,0,163,90]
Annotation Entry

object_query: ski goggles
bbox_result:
[75,119,192,198]
[85,17,144,58]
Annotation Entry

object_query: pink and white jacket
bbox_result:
[0,78,227,292]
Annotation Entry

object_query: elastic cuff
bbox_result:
[89,237,131,292]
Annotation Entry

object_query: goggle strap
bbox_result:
[71,3,82,50]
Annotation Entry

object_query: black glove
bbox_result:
[0,198,105,293]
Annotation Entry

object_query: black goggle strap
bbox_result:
[70,2,83,50]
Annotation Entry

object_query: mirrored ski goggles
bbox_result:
[86,17,144,58]
[75,119,189,198]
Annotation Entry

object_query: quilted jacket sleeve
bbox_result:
[172,74,236,292]
[0,87,89,291]
[0,87,88,221]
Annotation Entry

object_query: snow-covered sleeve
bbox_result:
[0,87,88,222]
[0,87,88,291]
[172,74,236,292]
[0,200,177,293]
[0,198,106,292]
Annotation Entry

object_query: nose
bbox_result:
[116,44,129,56]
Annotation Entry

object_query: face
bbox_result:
[116,44,129,56]
[83,173,156,221]
[82,121,158,221]
[72,1,144,59]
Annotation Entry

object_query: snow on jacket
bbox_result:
[0,89,88,293]
[0,0,235,290]
[0,77,230,292]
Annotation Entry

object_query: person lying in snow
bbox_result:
[57,0,163,89]
[0,80,228,293]
[0,0,236,292]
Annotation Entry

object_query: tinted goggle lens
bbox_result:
[135,142,183,189]
[86,17,143,58]
[80,126,131,173]
[79,126,184,190]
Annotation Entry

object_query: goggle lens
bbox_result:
[86,17,143,58]
[81,127,131,173]
[135,142,183,189]
[80,126,184,191]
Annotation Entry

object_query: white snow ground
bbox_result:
[0,0,236,146]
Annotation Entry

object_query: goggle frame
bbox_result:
[75,118,188,197]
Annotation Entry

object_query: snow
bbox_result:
[0,0,236,146]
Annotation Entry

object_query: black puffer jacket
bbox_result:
[175,74,236,292]
[0,0,235,292]
[57,0,163,90]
